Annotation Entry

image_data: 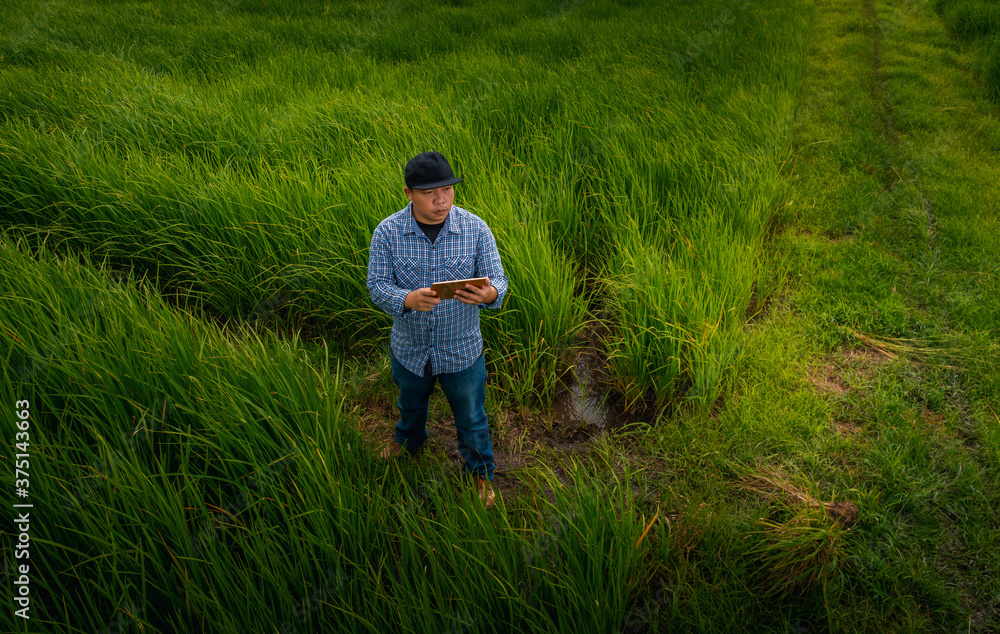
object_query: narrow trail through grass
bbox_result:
[683,0,1000,629]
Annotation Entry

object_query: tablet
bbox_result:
[430,277,488,300]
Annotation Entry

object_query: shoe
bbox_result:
[471,474,497,510]
[379,438,406,460]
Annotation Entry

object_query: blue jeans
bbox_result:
[389,352,495,482]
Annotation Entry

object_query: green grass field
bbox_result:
[1,0,998,632]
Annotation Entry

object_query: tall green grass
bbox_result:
[934,0,1000,98]
[0,236,656,632]
[4,0,1000,632]
[935,0,1000,39]
[1,0,810,411]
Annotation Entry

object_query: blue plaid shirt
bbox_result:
[367,202,508,376]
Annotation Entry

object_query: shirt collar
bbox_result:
[403,202,462,235]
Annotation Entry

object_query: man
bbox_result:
[366,151,508,509]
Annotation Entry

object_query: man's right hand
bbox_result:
[404,288,441,312]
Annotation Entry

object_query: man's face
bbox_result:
[405,185,455,224]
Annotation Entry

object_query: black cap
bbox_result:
[404,151,463,189]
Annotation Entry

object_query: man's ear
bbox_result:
[403,187,412,201]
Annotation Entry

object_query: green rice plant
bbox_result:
[564,0,806,411]
[513,457,652,633]
[747,505,849,604]
[0,234,365,631]
[0,232,667,632]
[3,0,999,631]
[0,120,395,344]
[465,166,588,409]
[0,0,814,416]
[599,210,760,411]
[987,34,1000,100]
[600,223,686,410]
[938,0,1000,40]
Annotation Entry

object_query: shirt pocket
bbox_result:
[445,255,474,280]
[394,256,422,289]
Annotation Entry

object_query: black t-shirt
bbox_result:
[415,218,445,244]
[414,217,445,375]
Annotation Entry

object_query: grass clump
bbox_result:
[987,34,1000,99]
[749,506,849,602]
[934,0,1000,102]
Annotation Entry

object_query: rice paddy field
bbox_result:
[1,0,998,632]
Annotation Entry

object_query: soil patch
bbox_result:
[808,346,892,397]
[807,363,849,395]
[834,419,863,437]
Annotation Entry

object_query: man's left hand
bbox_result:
[454,277,497,305]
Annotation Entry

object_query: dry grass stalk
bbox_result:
[740,467,859,529]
